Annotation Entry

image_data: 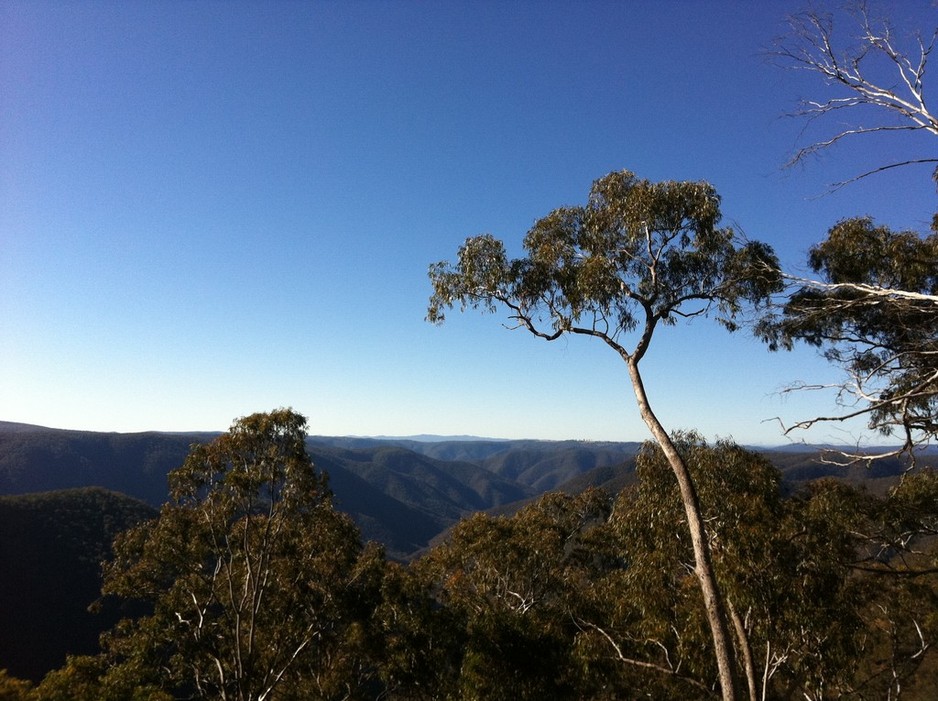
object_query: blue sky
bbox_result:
[1,1,934,445]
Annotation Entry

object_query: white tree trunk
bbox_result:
[627,356,739,701]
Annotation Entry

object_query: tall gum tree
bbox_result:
[99,409,383,701]
[427,170,782,700]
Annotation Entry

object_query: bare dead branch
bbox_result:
[781,271,938,305]
[771,4,938,183]
[828,158,938,190]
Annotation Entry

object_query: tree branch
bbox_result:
[781,272,938,305]
[577,619,716,695]
[772,5,938,182]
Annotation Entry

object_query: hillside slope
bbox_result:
[0,487,155,681]
[3,422,928,559]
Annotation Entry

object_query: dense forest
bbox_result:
[1,412,936,699]
[0,488,155,682]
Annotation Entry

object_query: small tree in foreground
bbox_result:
[407,489,612,700]
[97,409,383,701]
[427,169,782,700]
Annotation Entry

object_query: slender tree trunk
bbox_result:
[627,357,739,701]
[728,599,758,701]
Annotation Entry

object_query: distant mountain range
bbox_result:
[3,420,930,561]
[339,433,514,443]
[0,423,644,559]
[1,420,933,682]
[2,420,931,558]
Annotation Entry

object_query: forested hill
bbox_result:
[0,487,155,681]
[0,422,213,506]
[0,421,930,685]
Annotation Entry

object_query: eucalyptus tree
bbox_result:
[758,217,938,459]
[585,438,938,700]
[98,409,384,701]
[383,490,611,701]
[599,438,862,701]
[427,170,782,700]
[765,4,938,459]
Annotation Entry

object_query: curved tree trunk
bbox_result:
[627,357,739,701]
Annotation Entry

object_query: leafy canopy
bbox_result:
[758,217,938,448]
[99,409,381,701]
[428,169,782,701]
[428,170,781,357]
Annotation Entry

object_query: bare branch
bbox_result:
[772,4,938,182]
[826,157,938,191]
[781,271,938,305]
[576,619,716,695]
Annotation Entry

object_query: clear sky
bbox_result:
[1,1,934,445]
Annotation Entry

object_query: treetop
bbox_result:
[428,169,782,357]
